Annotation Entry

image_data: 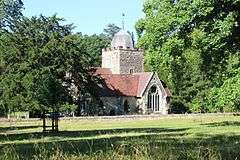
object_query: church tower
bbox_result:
[101,30,144,74]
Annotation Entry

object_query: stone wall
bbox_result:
[119,49,144,74]
[101,48,144,74]
[100,96,139,115]
[1,113,239,121]
[102,48,121,74]
[136,98,145,114]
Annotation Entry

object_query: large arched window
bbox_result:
[147,85,161,112]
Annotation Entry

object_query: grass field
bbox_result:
[0,114,240,159]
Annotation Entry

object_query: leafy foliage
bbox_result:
[136,0,240,112]
[0,0,23,29]
[0,15,98,115]
[79,34,109,66]
[102,23,121,40]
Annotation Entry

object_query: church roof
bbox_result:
[94,68,170,97]
[133,72,153,97]
[98,74,140,97]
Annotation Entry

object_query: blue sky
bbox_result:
[22,0,144,35]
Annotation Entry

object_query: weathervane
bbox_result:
[122,13,125,30]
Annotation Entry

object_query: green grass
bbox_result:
[0,114,240,159]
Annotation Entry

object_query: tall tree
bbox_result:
[0,0,23,29]
[0,15,98,116]
[136,0,240,112]
[102,23,121,40]
[79,34,109,66]
[77,24,122,67]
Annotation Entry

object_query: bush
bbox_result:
[169,99,189,114]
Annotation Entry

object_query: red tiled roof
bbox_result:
[99,73,152,97]
[98,74,140,97]
[92,68,171,97]
[134,72,153,97]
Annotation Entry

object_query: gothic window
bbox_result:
[147,94,151,109]
[129,69,134,74]
[147,85,161,112]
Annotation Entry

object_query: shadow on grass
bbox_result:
[0,125,42,132]
[1,131,240,159]
[0,127,190,158]
[0,125,240,160]
[0,127,188,142]
[202,121,240,127]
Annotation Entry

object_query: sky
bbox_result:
[22,0,145,35]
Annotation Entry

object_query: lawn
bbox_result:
[0,114,240,159]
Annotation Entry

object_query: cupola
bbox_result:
[111,30,134,49]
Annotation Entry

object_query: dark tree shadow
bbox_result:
[0,125,42,132]
[201,121,240,127]
[1,131,240,160]
[0,127,190,159]
[1,125,240,159]
[0,127,189,142]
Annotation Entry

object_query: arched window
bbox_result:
[147,85,161,112]
[129,69,134,74]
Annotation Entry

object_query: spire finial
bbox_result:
[122,13,125,30]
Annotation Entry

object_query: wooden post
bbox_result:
[55,107,59,132]
[55,116,59,132]
[43,111,46,132]
[52,115,54,132]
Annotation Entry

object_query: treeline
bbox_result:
[136,0,240,113]
[1,0,239,115]
[0,0,120,116]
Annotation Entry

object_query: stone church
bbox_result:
[94,30,171,115]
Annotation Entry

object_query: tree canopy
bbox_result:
[79,34,109,67]
[0,15,99,115]
[102,23,121,40]
[79,23,122,67]
[136,0,240,112]
[0,0,23,29]
[0,1,118,116]
[1,0,239,116]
